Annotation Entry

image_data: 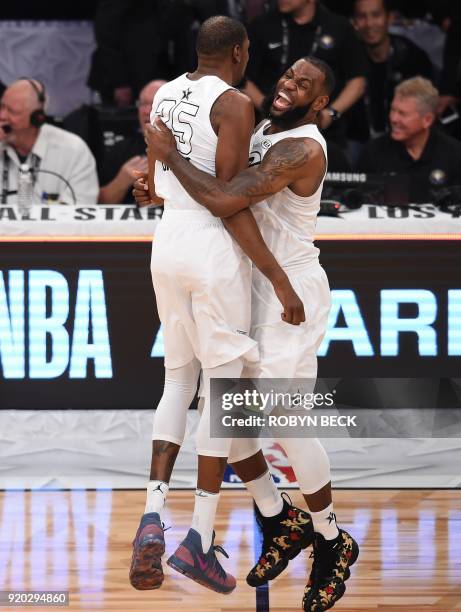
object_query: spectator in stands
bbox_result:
[99,80,166,204]
[88,1,179,106]
[244,0,368,147]
[0,78,98,205]
[357,77,461,202]
[353,0,434,138]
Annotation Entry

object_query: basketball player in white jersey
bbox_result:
[129,16,311,597]
[146,56,359,612]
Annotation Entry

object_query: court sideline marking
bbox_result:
[253,506,270,612]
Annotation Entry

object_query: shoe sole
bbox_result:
[129,537,165,590]
[323,582,347,612]
[247,528,313,587]
[167,554,235,595]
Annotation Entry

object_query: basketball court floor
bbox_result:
[1,489,460,611]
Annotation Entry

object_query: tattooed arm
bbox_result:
[146,120,325,217]
[145,104,307,324]
[209,91,305,324]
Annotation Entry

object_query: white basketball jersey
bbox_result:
[150,74,232,212]
[250,120,328,269]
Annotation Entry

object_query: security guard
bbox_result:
[357,77,461,203]
[244,0,368,145]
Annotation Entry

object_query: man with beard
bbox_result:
[129,15,310,598]
[141,56,359,612]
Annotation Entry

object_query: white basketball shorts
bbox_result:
[244,260,331,379]
[151,209,259,370]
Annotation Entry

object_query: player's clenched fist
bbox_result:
[132,170,152,207]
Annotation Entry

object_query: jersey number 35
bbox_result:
[155,99,200,156]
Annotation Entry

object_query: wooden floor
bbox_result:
[0,489,460,611]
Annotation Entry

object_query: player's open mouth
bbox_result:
[272,91,293,111]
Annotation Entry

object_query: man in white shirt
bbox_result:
[0,78,98,205]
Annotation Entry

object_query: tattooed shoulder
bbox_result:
[260,138,310,176]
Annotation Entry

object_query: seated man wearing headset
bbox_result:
[0,78,98,205]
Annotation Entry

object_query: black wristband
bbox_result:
[327,106,341,121]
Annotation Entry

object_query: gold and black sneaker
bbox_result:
[247,493,314,587]
[302,529,359,611]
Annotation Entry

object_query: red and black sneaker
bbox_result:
[247,493,314,587]
[302,529,359,611]
[129,512,166,590]
[167,528,236,594]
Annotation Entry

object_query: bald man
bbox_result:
[99,80,167,204]
[0,78,98,205]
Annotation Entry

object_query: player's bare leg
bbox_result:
[167,360,242,594]
[129,441,179,590]
[130,359,200,590]
[167,454,239,594]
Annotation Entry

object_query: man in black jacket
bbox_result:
[357,77,461,202]
[353,0,433,138]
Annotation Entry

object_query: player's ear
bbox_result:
[232,44,241,64]
[313,95,329,112]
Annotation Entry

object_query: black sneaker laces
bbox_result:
[258,492,293,550]
[281,491,293,506]
[309,540,339,586]
[211,544,230,581]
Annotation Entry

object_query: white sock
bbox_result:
[245,470,283,517]
[191,489,220,553]
[310,503,339,540]
[145,480,169,516]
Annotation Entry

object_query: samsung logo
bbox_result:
[326,173,367,183]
